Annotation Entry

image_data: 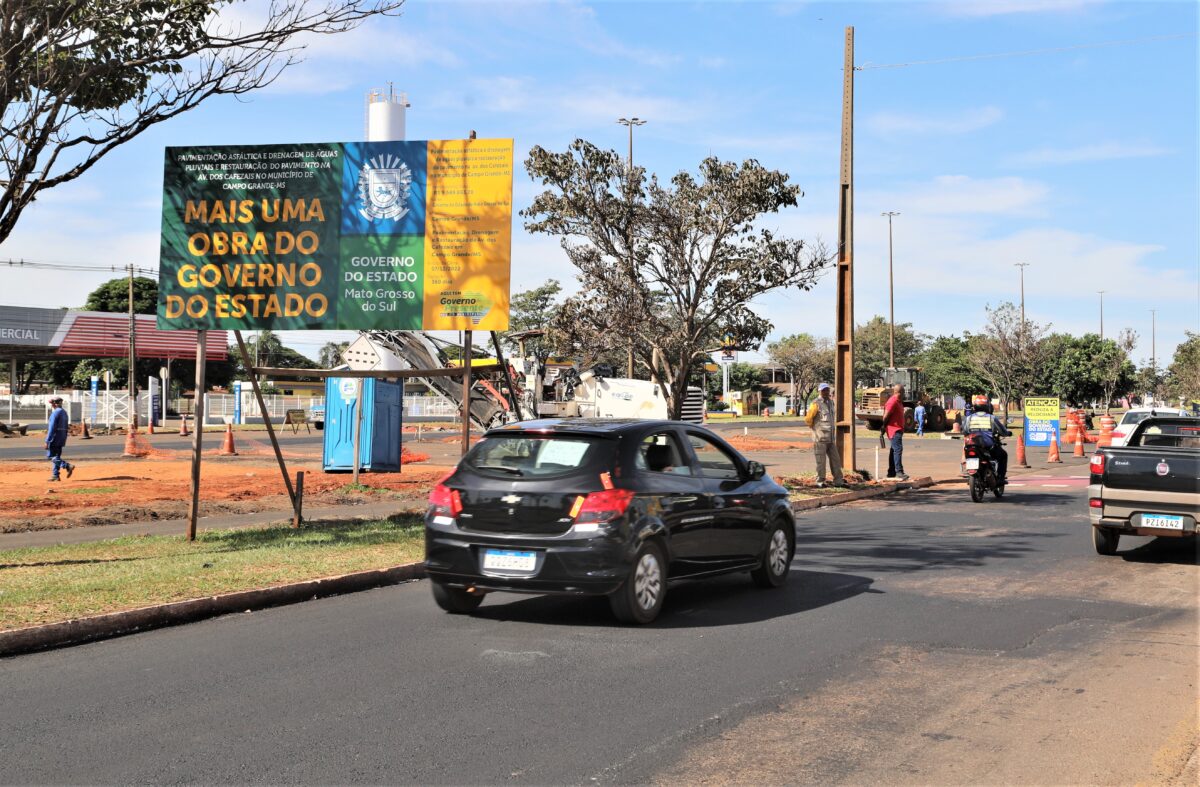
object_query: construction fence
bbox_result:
[5,390,462,429]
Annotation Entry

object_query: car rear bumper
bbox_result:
[1091,517,1199,537]
[424,524,631,596]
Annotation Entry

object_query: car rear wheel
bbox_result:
[751,519,794,588]
[1093,527,1120,556]
[431,580,485,614]
[609,541,666,624]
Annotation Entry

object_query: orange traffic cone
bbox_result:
[80,420,93,440]
[179,415,189,437]
[123,425,142,457]
[219,423,238,456]
[1016,432,1029,468]
[1073,430,1085,458]
[1047,438,1062,463]
[147,420,155,435]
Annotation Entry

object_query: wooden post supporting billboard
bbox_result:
[233,331,298,522]
[186,330,206,541]
[835,26,857,472]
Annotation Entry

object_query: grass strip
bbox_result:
[0,516,425,631]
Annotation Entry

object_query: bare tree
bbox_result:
[0,0,403,242]
[967,302,1048,421]
[524,140,830,419]
[1099,328,1138,413]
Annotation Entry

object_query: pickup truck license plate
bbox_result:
[1141,514,1184,531]
[965,458,980,470]
[483,549,537,571]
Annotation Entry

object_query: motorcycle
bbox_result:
[963,434,1005,503]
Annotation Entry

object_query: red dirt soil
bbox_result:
[0,449,447,533]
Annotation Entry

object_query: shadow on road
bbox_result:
[468,568,875,629]
[1119,536,1200,565]
[794,520,1067,575]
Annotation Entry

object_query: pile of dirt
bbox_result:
[724,434,813,451]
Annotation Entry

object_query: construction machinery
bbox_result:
[856,367,947,432]
[340,330,704,429]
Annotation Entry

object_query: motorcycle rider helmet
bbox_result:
[971,394,989,408]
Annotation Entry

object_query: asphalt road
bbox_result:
[2,479,1196,784]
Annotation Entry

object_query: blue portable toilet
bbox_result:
[322,377,403,472]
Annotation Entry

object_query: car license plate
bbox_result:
[1140,514,1185,531]
[965,458,980,470]
[482,549,537,571]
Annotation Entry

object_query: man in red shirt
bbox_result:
[883,383,908,480]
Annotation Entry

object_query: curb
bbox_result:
[0,561,426,659]
[791,476,936,511]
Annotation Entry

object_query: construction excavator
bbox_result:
[336,329,705,430]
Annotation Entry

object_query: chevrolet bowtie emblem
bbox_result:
[500,494,522,505]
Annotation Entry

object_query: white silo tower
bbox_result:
[365,84,410,142]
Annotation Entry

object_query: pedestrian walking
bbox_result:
[883,384,908,480]
[804,383,845,488]
[914,402,926,437]
[45,396,75,481]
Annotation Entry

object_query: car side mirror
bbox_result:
[747,460,766,480]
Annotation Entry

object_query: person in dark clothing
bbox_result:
[45,396,75,481]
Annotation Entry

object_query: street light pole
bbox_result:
[1014,262,1029,328]
[616,117,646,379]
[1097,290,1106,339]
[881,211,900,368]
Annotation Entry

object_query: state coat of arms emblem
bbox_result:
[357,154,412,221]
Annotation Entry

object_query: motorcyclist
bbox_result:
[963,399,1012,481]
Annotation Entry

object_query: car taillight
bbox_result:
[1089,453,1105,474]
[572,488,635,524]
[429,483,463,516]
[1089,498,1103,508]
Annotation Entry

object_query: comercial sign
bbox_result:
[1023,396,1061,447]
[157,139,513,332]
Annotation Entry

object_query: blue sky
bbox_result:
[3,0,1197,370]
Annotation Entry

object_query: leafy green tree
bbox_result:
[0,0,402,243]
[318,341,350,368]
[84,276,157,313]
[919,335,987,399]
[1039,332,1135,409]
[524,140,829,418]
[766,333,834,409]
[853,315,924,388]
[1167,332,1200,403]
[502,279,563,359]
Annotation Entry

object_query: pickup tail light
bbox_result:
[1089,498,1103,508]
[1089,453,1105,474]
[429,483,463,516]
[573,488,635,524]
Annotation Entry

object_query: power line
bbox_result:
[4,258,158,276]
[855,32,1197,71]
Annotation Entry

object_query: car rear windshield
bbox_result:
[464,435,615,478]
[1131,422,1200,449]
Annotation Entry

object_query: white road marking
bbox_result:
[1043,484,1070,488]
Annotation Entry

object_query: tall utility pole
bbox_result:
[617,117,645,379]
[127,264,137,429]
[834,26,856,472]
[1097,290,1106,339]
[881,211,900,368]
[1014,262,1029,328]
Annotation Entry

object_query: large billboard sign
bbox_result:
[157,139,512,331]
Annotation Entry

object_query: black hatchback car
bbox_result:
[425,419,796,623]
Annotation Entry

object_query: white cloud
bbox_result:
[864,175,1050,217]
[1007,141,1171,167]
[937,0,1099,17]
[868,106,1004,136]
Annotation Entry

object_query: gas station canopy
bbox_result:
[0,305,227,363]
